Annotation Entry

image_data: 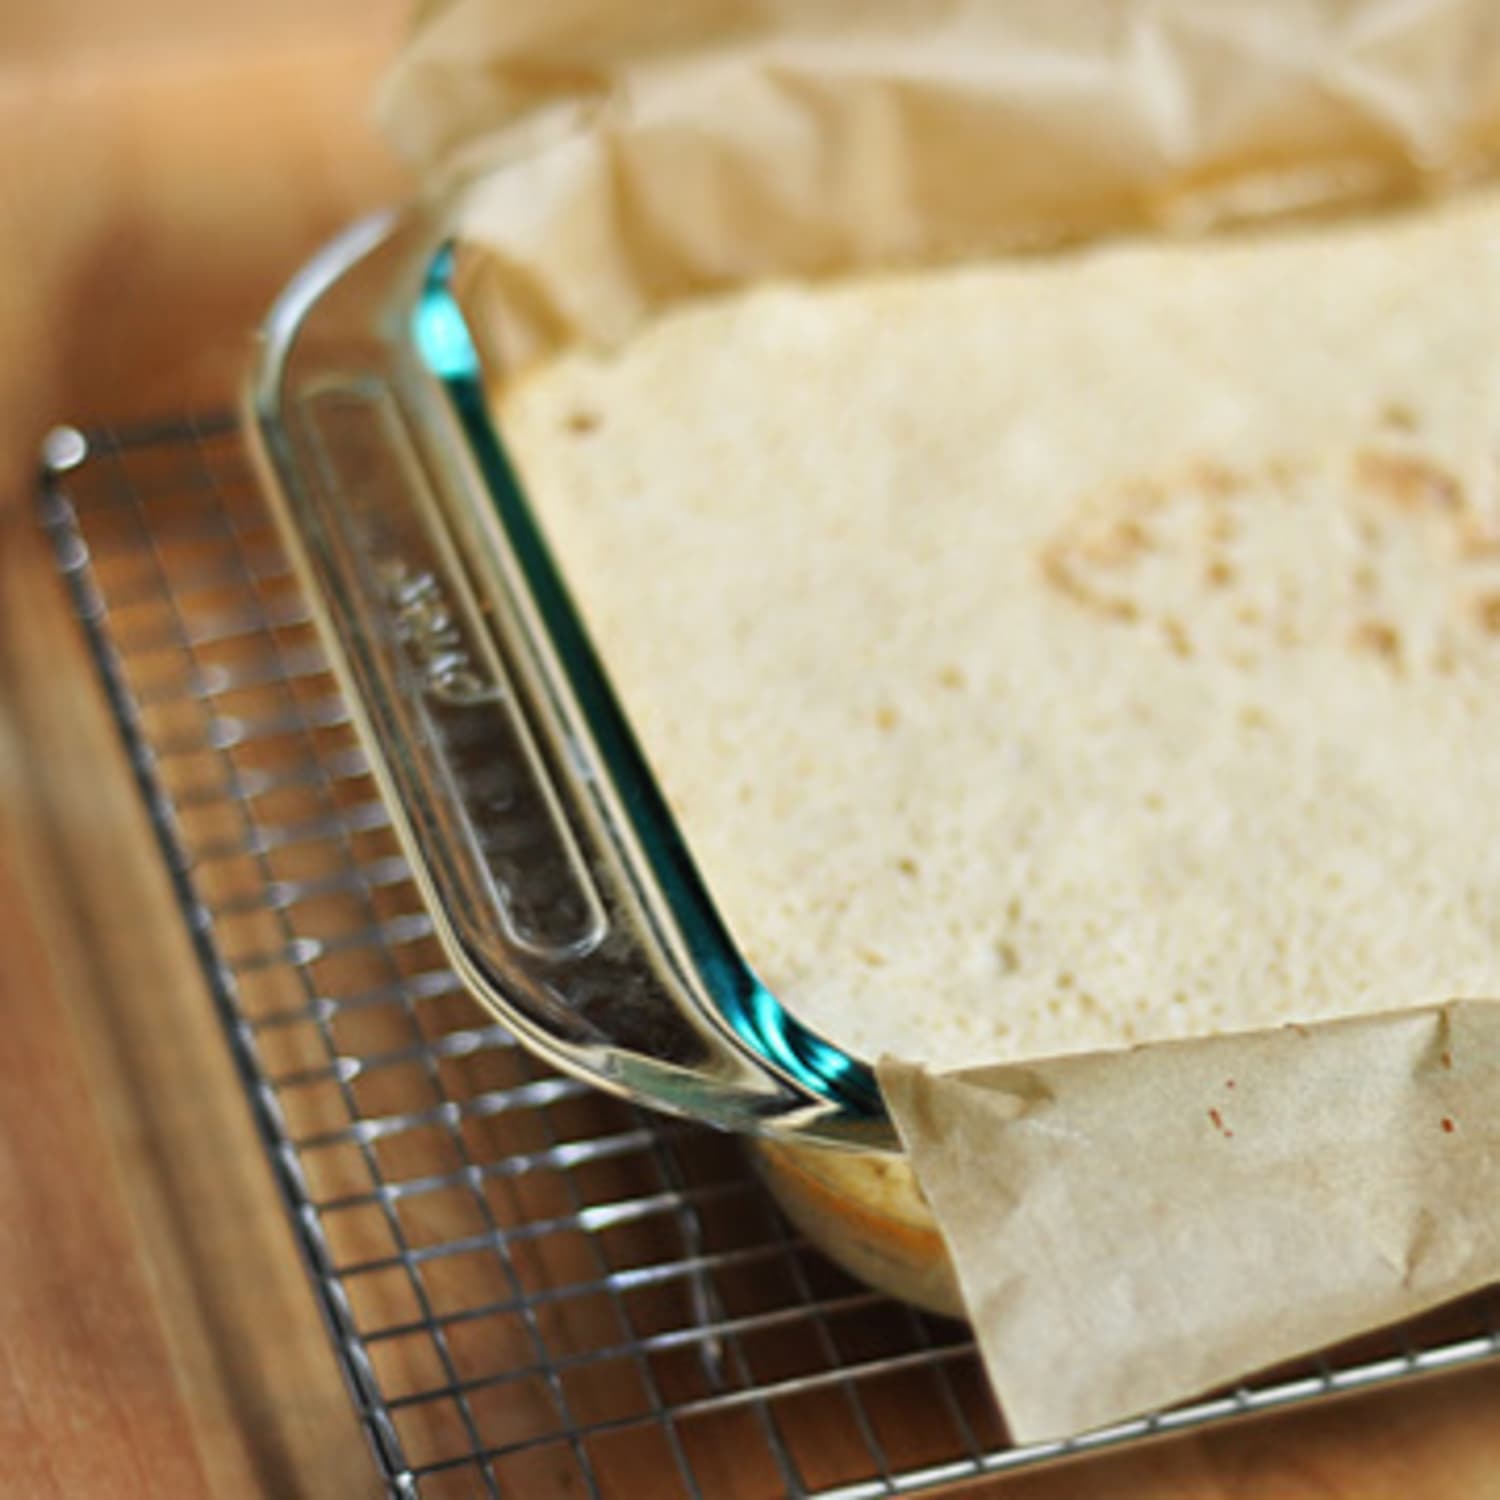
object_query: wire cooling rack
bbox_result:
[39,416,1500,1498]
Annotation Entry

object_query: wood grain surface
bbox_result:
[4,4,1500,1496]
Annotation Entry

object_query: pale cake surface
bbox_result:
[495,190,1500,1070]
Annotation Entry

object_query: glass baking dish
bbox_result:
[244,210,961,1314]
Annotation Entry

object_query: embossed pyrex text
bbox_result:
[377,557,503,707]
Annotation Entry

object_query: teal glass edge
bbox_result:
[413,245,881,1120]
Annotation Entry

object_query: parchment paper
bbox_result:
[379,0,1500,1441]
[380,0,1500,368]
[882,1002,1500,1441]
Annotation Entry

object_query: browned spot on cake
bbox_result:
[1043,540,1142,622]
[1355,449,1462,513]
[1162,617,1193,658]
[1080,517,1152,568]
[1189,461,1242,498]
[1206,513,1242,549]
[1039,546,1084,600]
[1459,517,1500,558]
[1476,594,1500,635]
[1351,619,1403,667]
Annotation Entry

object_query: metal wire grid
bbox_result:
[38,416,1500,1498]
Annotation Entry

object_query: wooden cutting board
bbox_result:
[4,5,1500,1496]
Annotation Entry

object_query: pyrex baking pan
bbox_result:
[244,210,960,1316]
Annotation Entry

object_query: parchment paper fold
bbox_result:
[380,0,1500,368]
[883,1002,1500,1441]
